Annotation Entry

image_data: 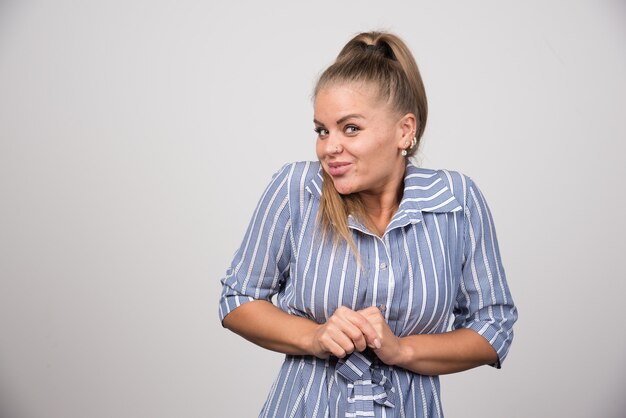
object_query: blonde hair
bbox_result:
[314,31,428,253]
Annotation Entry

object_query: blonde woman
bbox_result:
[219,31,517,418]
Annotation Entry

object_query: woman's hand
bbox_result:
[309,306,381,359]
[358,306,405,366]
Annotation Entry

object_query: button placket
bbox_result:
[373,238,392,321]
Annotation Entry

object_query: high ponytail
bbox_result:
[314,31,428,254]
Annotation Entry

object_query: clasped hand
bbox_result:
[310,306,403,365]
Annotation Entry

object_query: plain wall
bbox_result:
[1,0,625,417]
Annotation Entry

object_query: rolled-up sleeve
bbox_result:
[453,176,518,368]
[218,164,293,323]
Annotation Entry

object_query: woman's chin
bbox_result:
[333,181,357,195]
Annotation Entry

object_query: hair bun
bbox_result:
[362,42,396,61]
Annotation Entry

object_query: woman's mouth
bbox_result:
[327,162,352,176]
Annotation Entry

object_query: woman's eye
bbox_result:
[345,125,359,135]
[314,127,329,137]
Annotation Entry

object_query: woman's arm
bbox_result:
[223,300,317,355]
[223,301,381,359]
[396,329,498,375]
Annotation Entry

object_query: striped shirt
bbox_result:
[219,161,517,418]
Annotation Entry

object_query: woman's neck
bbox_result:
[358,179,404,237]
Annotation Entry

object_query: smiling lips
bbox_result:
[327,161,352,176]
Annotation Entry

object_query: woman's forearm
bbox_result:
[393,328,499,375]
[222,300,318,356]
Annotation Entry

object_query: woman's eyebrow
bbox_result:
[313,114,365,127]
[336,114,365,125]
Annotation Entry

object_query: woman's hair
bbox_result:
[314,31,427,254]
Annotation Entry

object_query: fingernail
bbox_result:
[374,339,381,349]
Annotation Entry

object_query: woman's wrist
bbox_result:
[296,321,321,356]
[393,335,418,369]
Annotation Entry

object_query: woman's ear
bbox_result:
[397,113,417,149]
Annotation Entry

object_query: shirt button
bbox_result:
[379,262,387,270]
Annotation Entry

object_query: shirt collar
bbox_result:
[389,161,463,229]
[305,160,462,230]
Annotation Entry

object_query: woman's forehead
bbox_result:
[314,83,395,121]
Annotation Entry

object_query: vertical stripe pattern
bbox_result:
[219,161,517,417]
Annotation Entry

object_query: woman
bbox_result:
[218,31,517,417]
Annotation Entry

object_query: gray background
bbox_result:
[1,0,625,417]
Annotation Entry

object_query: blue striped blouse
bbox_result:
[219,160,517,418]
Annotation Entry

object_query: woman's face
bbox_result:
[314,82,414,197]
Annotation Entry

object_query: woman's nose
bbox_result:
[325,132,343,155]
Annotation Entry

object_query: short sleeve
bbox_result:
[218,164,293,323]
[452,176,518,368]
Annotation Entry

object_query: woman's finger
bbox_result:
[328,316,366,354]
[344,309,381,349]
[321,337,346,358]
